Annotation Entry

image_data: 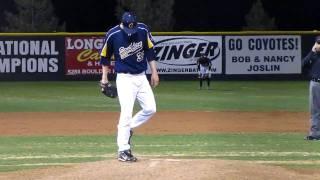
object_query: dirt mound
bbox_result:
[1,159,319,180]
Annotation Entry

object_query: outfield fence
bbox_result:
[0,31,319,81]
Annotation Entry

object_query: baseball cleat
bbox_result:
[304,135,320,140]
[118,150,137,162]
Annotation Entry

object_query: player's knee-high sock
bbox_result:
[207,78,210,87]
[200,79,203,88]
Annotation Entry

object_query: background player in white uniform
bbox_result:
[197,54,212,90]
[100,12,159,162]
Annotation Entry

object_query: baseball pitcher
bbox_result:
[99,12,159,162]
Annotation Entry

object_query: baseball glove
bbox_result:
[100,82,118,98]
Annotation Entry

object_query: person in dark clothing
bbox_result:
[302,36,320,140]
[197,54,212,90]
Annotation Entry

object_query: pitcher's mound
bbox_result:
[1,159,320,180]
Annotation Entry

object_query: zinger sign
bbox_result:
[65,37,106,75]
[151,36,222,74]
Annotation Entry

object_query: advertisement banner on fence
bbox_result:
[225,35,301,74]
[65,36,111,76]
[148,36,223,74]
[0,36,64,80]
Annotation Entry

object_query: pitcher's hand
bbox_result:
[150,72,159,88]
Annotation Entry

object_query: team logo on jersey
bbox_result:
[119,41,143,60]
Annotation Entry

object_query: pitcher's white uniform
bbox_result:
[100,12,159,161]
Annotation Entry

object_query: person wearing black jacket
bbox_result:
[302,36,320,140]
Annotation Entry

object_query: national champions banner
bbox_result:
[0,36,64,80]
[225,35,301,74]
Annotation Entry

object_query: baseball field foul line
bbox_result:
[1,160,320,167]
[0,163,77,167]
[1,151,320,160]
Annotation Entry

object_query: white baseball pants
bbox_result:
[199,65,211,78]
[116,73,156,152]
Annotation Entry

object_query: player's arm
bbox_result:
[100,34,113,84]
[144,31,159,88]
[196,59,201,78]
[101,65,109,83]
[302,42,319,67]
[149,60,159,88]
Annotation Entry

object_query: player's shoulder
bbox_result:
[137,22,149,28]
[105,25,121,37]
[137,23,150,32]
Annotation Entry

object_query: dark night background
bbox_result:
[1,0,320,32]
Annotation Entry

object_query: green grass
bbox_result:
[155,80,308,111]
[0,133,319,172]
[0,81,309,112]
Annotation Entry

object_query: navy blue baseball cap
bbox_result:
[121,12,138,35]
